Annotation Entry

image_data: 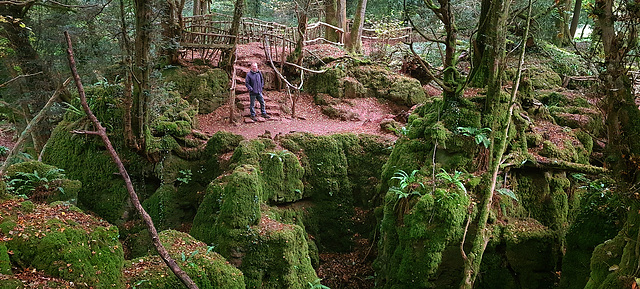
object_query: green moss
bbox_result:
[162,67,229,114]
[513,171,570,230]
[526,65,562,89]
[0,243,11,275]
[3,202,124,288]
[42,119,140,224]
[260,151,304,203]
[305,67,346,98]
[375,188,469,288]
[124,230,245,289]
[142,185,183,231]
[19,200,34,213]
[4,161,81,204]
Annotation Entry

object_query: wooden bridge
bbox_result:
[180,13,412,64]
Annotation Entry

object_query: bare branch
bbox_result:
[0,72,43,88]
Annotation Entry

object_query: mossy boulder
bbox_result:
[142,184,184,231]
[526,65,562,90]
[560,188,625,289]
[511,171,570,230]
[124,230,245,289]
[4,161,81,204]
[162,67,229,114]
[0,199,124,287]
[190,164,316,288]
[43,120,133,224]
[375,188,469,288]
[477,220,559,289]
[306,62,426,106]
[583,203,640,289]
[280,133,391,252]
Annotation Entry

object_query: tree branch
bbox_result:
[0,72,43,88]
[64,31,200,289]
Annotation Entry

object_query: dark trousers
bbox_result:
[250,92,266,116]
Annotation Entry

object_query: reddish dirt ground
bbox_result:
[197,90,402,141]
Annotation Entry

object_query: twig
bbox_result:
[0,72,44,88]
[64,31,199,289]
[0,77,71,175]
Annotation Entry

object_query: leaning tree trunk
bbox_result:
[460,1,523,289]
[569,0,582,38]
[348,0,367,54]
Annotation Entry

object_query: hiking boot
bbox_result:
[262,113,270,119]
[250,115,258,121]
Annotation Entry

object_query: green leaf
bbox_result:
[497,188,518,201]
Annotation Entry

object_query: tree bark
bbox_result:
[325,0,339,42]
[337,0,346,42]
[569,0,582,38]
[133,0,152,150]
[348,0,367,54]
[220,0,244,72]
[469,0,511,89]
[460,2,530,288]
[65,31,200,289]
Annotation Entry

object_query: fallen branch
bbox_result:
[0,77,71,175]
[523,158,607,174]
[64,31,199,289]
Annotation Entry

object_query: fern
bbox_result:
[436,168,467,194]
[389,169,424,198]
[457,126,492,148]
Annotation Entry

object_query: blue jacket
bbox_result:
[245,70,264,95]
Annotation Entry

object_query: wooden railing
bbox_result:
[180,13,413,58]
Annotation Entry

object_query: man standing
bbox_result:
[245,62,270,121]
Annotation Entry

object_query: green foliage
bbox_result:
[0,145,8,156]
[497,188,518,201]
[6,168,66,196]
[435,168,466,194]
[389,169,424,199]
[457,126,492,148]
[176,169,192,185]
[308,278,331,289]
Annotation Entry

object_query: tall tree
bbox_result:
[469,0,512,89]
[132,0,152,150]
[220,0,245,72]
[325,0,339,42]
[569,0,582,38]
[347,0,367,53]
[337,0,346,42]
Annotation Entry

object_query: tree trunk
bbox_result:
[220,0,244,72]
[595,0,640,176]
[162,0,185,65]
[337,0,347,43]
[554,0,571,45]
[348,0,367,54]
[469,0,511,89]
[133,0,152,150]
[569,0,582,38]
[461,1,524,289]
[0,3,57,153]
[325,0,339,42]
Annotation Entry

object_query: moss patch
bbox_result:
[162,67,229,114]
[124,230,245,289]
[0,199,123,288]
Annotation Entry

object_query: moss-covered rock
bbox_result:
[162,67,229,114]
[477,220,559,289]
[43,120,133,224]
[527,66,562,90]
[4,161,81,204]
[0,199,123,287]
[560,187,625,289]
[124,230,245,289]
[375,188,469,288]
[306,62,426,106]
[583,202,639,289]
